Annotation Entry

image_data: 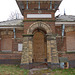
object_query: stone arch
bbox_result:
[27,22,52,34]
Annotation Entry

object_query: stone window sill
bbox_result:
[66,51,75,54]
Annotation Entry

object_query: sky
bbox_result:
[0,0,75,22]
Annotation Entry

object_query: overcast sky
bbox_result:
[0,0,75,22]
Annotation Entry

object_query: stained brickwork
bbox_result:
[21,22,59,66]
[0,30,23,52]
[1,0,75,69]
[24,21,55,34]
[55,25,75,66]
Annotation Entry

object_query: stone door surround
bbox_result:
[21,22,59,65]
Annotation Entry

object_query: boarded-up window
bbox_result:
[66,32,75,52]
[18,43,23,51]
[1,38,12,52]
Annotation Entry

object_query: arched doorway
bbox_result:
[33,28,47,63]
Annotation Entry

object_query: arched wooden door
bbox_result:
[33,30,47,63]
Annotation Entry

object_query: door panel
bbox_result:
[33,31,47,62]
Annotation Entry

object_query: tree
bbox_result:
[8,11,23,20]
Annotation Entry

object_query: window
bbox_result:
[18,43,23,51]
[66,32,75,52]
[1,38,12,52]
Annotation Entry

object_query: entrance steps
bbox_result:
[29,62,51,69]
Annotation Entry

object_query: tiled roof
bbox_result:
[0,15,75,27]
[56,15,75,22]
[0,19,23,26]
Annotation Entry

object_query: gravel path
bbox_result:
[28,68,51,75]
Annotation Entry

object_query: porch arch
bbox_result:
[27,22,52,34]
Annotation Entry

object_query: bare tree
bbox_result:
[8,11,23,20]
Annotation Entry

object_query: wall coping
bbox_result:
[22,34,33,37]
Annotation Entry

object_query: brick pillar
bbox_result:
[47,35,59,69]
[47,35,59,63]
[20,35,33,69]
[21,37,29,64]
[47,36,52,62]
[28,37,33,63]
[50,39,59,63]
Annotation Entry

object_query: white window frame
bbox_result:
[18,43,23,51]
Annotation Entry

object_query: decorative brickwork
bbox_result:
[65,27,74,32]
[27,22,52,34]
[21,22,59,66]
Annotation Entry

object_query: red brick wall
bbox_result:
[0,53,21,59]
[0,53,22,64]
[26,2,50,9]
[28,2,38,9]
[56,26,75,61]
[55,26,66,52]
[56,37,66,51]
[66,31,75,51]
[23,2,55,20]
[16,30,23,38]
[23,1,54,11]
[55,26,62,36]
[0,30,23,52]
[24,10,55,20]
[24,22,55,34]
[62,54,75,61]
[12,30,23,51]
[23,2,56,34]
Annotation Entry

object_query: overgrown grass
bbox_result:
[31,68,75,75]
[0,65,29,75]
[51,68,75,75]
[0,65,75,75]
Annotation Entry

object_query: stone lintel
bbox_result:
[46,34,57,36]
[47,36,56,40]
[23,20,56,22]
[22,34,33,37]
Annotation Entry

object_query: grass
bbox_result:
[0,65,29,75]
[51,68,75,75]
[0,65,75,75]
[31,68,75,75]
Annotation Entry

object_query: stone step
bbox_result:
[29,63,50,69]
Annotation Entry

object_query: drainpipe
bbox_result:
[26,1,28,9]
[50,1,52,10]
[13,28,16,39]
[38,1,40,10]
[62,24,65,40]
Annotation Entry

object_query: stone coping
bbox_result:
[23,20,56,22]
[22,34,34,37]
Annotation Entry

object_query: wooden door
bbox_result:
[33,31,47,62]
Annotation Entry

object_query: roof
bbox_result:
[0,19,23,27]
[56,15,75,22]
[0,15,75,27]
[16,0,62,15]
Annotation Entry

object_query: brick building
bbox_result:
[0,0,75,69]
